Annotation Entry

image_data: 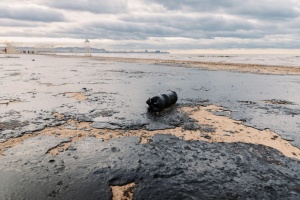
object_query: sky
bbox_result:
[1,0,300,54]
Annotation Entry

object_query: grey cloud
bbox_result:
[51,13,281,42]
[1,0,300,50]
[109,37,300,50]
[0,5,65,22]
[210,31,266,39]
[61,20,181,40]
[143,0,228,11]
[46,0,128,14]
[0,29,52,38]
[0,19,40,27]
[119,14,266,40]
[122,14,256,31]
[146,0,300,20]
[232,2,299,20]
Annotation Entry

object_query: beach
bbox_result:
[0,54,300,199]
[90,54,300,75]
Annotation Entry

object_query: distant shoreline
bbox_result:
[53,54,300,75]
[6,53,298,75]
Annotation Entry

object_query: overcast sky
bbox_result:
[1,0,300,53]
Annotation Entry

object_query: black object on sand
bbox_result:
[146,91,178,111]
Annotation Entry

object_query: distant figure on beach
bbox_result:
[4,48,7,54]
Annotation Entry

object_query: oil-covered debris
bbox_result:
[146,91,178,111]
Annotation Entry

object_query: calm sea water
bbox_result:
[58,53,300,67]
[2,53,300,68]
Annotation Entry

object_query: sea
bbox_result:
[57,53,300,67]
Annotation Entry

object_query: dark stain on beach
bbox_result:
[0,135,299,199]
[263,99,296,105]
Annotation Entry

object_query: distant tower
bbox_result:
[84,39,91,56]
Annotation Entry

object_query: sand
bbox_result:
[53,92,87,101]
[0,99,21,105]
[111,183,136,200]
[86,56,300,75]
[1,105,299,160]
[65,92,87,101]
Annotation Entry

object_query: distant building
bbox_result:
[84,39,91,56]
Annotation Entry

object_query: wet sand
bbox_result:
[1,54,300,199]
[87,56,300,75]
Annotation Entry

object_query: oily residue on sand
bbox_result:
[1,105,299,159]
[111,182,136,200]
[53,92,87,101]
[0,99,21,105]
